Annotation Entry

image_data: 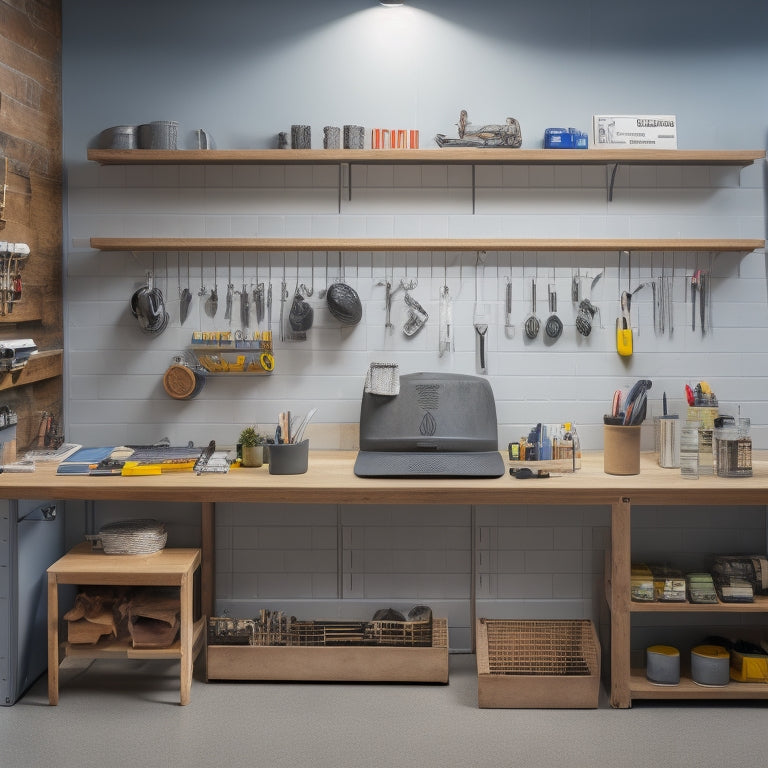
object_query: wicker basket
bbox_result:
[86,519,167,555]
[476,618,600,708]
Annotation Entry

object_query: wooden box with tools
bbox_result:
[206,615,449,683]
[476,618,600,708]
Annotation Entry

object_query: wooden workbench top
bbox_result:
[2,451,768,506]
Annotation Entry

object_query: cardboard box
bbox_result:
[593,115,677,149]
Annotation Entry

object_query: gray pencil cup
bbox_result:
[268,439,309,475]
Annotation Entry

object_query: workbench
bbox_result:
[3,450,768,707]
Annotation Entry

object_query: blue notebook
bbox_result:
[56,446,115,475]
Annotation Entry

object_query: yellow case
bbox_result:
[730,651,768,682]
[616,325,633,357]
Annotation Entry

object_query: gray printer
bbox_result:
[353,372,505,478]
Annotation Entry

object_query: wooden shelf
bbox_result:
[631,595,768,613]
[630,669,768,700]
[64,617,205,660]
[0,349,62,392]
[0,287,44,324]
[90,237,765,253]
[87,148,766,167]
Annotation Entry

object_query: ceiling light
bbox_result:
[379,2,404,6]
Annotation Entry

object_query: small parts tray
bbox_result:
[189,331,274,374]
[476,618,600,708]
[207,613,449,683]
[208,608,433,648]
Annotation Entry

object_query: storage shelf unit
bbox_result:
[82,148,768,703]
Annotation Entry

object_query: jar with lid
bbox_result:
[714,415,752,478]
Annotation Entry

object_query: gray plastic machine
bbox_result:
[354,372,505,478]
[1,499,64,705]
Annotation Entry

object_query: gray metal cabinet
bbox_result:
[0,499,64,705]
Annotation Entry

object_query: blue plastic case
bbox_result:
[544,128,588,149]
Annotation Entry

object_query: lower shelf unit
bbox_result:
[206,618,449,683]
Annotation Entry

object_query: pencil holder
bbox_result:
[603,425,641,475]
[268,439,309,475]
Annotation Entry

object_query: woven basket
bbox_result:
[86,519,167,555]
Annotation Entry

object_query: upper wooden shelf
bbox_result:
[90,237,765,253]
[87,148,766,167]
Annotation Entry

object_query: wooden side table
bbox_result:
[47,542,203,705]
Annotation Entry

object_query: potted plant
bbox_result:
[238,426,266,467]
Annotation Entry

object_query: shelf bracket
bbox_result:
[607,163,620,202]
[472,165,476,215]
[337,162,353,213]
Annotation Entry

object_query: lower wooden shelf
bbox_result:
[63,616,205,661]
[206,618,449,683]
[630,669,768,700]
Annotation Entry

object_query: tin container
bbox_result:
[137,120,179,150]
[646,644,680,685]
[98,125,138,150]
[691,644,730,686]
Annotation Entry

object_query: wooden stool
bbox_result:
[47,542,203,705]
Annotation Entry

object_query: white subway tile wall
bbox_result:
[69,160,766,650]
[66,159,766,450]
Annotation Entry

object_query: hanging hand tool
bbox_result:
[699,271,707,336]
[524,277,540,339]
[179,253,192,324]
[254,283,265,325]
[438,284,453,356]
[240,283,249,327]
[375,278,397,329]
[402,290,428,336]
[238,257,249,327]
[205,256,218,318]
[690,269,700,331]
[616,291,632,356]
[473,254,489,373]
[545,283,563,341]
[279,278,288,342]
[504,278,515,338]
[267,282,272,332]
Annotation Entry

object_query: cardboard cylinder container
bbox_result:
[646,644,680,685]
[603,425,641,475]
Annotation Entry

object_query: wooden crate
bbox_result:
[476,618,600,708]
[207,618,449,683]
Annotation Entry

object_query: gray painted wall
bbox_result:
[60,1,768,650]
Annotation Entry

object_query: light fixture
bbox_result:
[379,1,404,6]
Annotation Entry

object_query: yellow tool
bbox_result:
[259,352,275,372]
[616,291,633,357]
[616,318,633,357]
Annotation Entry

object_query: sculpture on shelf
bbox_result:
[435,109,522,148]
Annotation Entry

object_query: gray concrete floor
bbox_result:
[3,654,768,768]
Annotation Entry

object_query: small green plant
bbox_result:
[238,426,265,447]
